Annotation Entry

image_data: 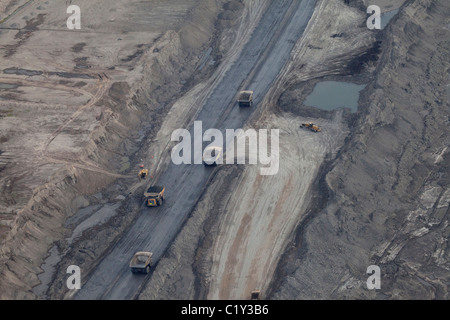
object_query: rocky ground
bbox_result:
[0,0,244,299]
[269,0,450,299]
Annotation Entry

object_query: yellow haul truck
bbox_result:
[144,186,165,207]
[238,90,254,107]
[129,252,153,274]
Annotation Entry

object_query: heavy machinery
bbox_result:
[238,90,254,107]
[251,289,261,300]
[301,122,321,132]
[202,146,223,166]
[129,252,153,274]
[144,186,165,207]
[138,169,149,181]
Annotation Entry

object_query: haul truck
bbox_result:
[129,252,153,274]
[238,90,254,107]
[144,186,165,207]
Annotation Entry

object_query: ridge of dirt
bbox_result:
[0,0,242,299]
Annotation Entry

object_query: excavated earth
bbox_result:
[0,0,245,299]
[140,0,450,300]
[268,0,450,300]
[0,0,448,301]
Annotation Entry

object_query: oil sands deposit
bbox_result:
[0,0,448,301]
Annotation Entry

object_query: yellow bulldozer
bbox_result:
[301,122,321,132]
[138,169,149,182]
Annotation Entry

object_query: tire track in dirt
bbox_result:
[1,74,127,179]
[73,0,317,300]
[40,75,110,155]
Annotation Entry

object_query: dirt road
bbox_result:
[206,111,348,299]
[72,0,316,300]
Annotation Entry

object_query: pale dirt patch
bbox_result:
[207,112,348,300]
[0,0,238,299]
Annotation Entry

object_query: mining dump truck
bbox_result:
[238,90,254,107]
[129,252,153,274]
[251,290,261,300]
[301,122,321,132]
[144,186,165,207]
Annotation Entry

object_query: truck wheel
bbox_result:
[145,265,150,274]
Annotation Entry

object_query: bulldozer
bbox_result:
[301,122,321,132]
[138,169,149,182]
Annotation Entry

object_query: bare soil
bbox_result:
[0,0,243,299]
[1,0,448,301]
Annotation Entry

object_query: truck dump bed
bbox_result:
[129,252,153,268]
[238,91,253,101]
[238,90,254,107]
[144,186,164,197]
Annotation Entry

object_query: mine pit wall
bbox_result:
[269,0,450,300]
[0,103,125,299]
[0,0,239,300]
[0,167,116,300]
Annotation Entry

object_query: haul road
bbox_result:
[73,0,316,300]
